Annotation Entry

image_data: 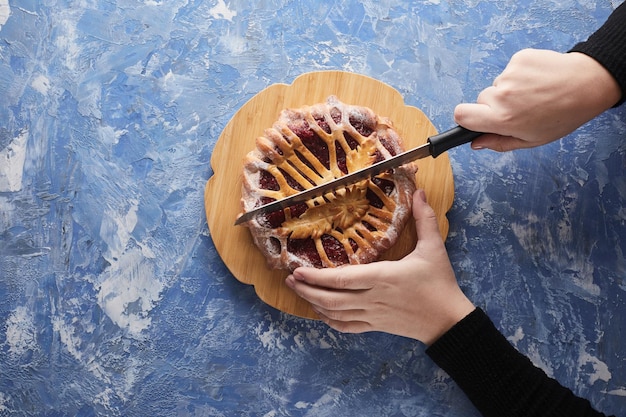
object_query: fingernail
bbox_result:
[285,275,295,289]
[292,269,305,281]
[417,189,427,203]
[471,144,485,150]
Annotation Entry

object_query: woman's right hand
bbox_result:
[455,49,622,152]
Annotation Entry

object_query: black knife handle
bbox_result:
[428,125,483,158]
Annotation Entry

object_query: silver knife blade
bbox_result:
[234,125,481,225]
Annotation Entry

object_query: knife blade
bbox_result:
[234,125,481,225]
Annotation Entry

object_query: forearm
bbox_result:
[570,2,626,105]
[426,308,613,417]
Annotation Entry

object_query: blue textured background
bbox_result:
[1,0,625,416]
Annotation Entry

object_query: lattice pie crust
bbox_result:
[240,96,417,271]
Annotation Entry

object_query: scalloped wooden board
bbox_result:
[205,71,454,319]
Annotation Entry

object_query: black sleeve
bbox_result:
[569,2,626,106]
[425,308,614,417]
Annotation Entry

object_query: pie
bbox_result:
[239,96,417,271]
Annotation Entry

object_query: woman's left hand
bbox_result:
[285,190,475,345]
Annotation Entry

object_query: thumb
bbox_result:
[454,102,496,134]
[412,190,442,244]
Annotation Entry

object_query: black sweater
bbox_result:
[570,1,626,105]
[426,308,614,417]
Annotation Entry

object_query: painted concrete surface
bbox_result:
[1,0,625,415]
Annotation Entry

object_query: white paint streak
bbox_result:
[0,0,10,29]
[93,388,117,412]
[507,327,525,345]
[605,388,626,397]
[51,315,85,362]
[579,352,612,385]
[306,328,333,349]
[55,17,82,72]
[305,388,342,415]
[0,129,28,192]
[208,0,236,22]
[255,320,290,351]
[100,199,139,262]
[219,32,247,56]
[31,75,51,96]
[5,306,37,357]
[526,342,554,378]
[0,392,10,413]
[97,248,164,336]
[465,195,494,227]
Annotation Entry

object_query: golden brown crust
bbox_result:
[240,96,416,271]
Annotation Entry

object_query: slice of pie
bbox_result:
[239,96,417,271]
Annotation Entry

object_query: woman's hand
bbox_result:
[285,190,475,345]
[455,49,622,152]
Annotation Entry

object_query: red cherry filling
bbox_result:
[287,234,353,268]
[289,120,330,169]
[259,170,279,190]
[349,114,374,137]
[321,234,349,265]
[287,237,322,268]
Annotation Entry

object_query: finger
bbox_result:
[412,190,443,244]
[471,134,533,152]
[453,102,500,134]
[285,274,366,311]
[492,73,503,87]
[312,304,368,324]
[475,85,498,105]
[292,264,380,291]
[314,311,373,334]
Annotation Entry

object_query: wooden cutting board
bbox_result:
[204,71,454,319]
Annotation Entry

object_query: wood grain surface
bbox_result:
[204,71,454,319]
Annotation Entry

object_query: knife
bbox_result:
[234,125,482,225]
